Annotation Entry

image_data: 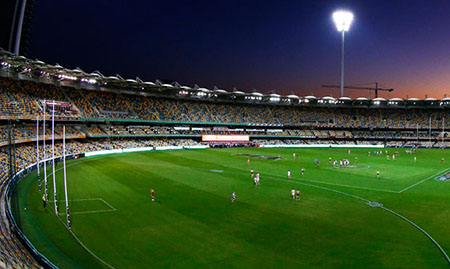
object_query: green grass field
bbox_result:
[12,147,450,268]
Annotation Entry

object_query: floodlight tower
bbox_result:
[332,10,354,97]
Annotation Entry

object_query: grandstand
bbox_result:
[1,48,450,267]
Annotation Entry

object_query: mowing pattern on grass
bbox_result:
[13,148,450,268]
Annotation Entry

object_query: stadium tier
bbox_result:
[2,50,450,267]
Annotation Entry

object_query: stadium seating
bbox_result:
[2,77,450,128]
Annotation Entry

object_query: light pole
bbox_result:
[333,10,353,97]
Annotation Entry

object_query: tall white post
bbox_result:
[36,116,41,191]
[63,126,71,230]
[43,101,48,201]
[51,101,58,215]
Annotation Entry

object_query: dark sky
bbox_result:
[6,0,450,98]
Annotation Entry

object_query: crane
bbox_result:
[322,82,394,98]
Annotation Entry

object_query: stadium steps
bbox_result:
[62,91,83,116]
[77,90,101,117]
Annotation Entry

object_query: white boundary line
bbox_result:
[222,164,398,193]
[242,171,450,265]
[53,213,116,269]
[43,156,119,269]
[51,198,117,215]
[223,164,450,194]
[289,176,398,193]
[398,168,450,193]
[69,209,116,215]
[99,198,117,211]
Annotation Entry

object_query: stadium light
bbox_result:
[332,10,353,97]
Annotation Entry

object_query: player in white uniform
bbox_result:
[414,156,416,162]
[231,192,236,202]
[287,170,291,179]
[291,188,295,199]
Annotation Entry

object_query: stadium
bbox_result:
[2,1,450,269]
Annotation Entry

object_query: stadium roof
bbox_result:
[1,48,449,109]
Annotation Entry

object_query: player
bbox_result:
[392,154,395,161]
[287,170,291,179]
[386,154,390,160]
[442,157,445,164]
[250,169,254,178]
[368,151,371,157]
[354,156,358,164]
[255,172,260,185]
[151,189,155,201]
[231,192,236,202]
[296,189,300,200]
[328,157,332,164]
[301,168,305,176]
[291,188,295,199]
[42,194,46,208]
[247,159,250,165]
[376,170,380,179]
[293,152,296,159]
[316,160,320,168]
[348,149,351,155]
[414,156,417,163]
[339,159,343,167]
[333,160,338,167]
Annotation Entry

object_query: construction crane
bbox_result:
[322,82,394,98]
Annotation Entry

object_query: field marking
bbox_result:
[53,212,117,269]
[41,151,450,266]
[256,172,450,266]
[380,207,450,265]
[51,198,117,215]
[398,168,450,193]
[41,155,119,269]
[223,164,450,194]
[222,164,399,193]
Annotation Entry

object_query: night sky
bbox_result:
[10,0,450,98]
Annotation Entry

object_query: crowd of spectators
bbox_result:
[3,77,450,128]
[0,124,84,144]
